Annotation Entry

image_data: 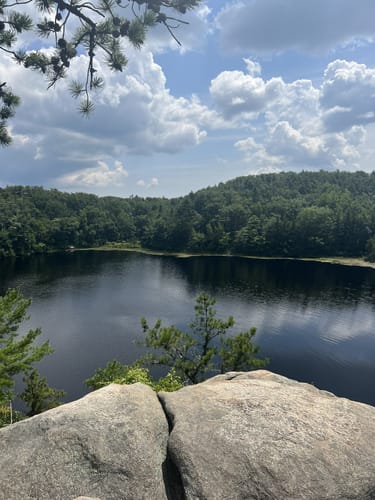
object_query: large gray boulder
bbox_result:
[160,370,375,500]
[0,383,169,500]
[1,371,375,499]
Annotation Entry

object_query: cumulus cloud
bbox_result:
[235,137,282,168]
[4,1,375,195]
[210,59,319,128]
[210,66,274,118]
[210,59,321,132]
[215,0,375,54]
[57,161,128,188]
[321,60,375,132]
[0,45,221,186]
[267,121,324,164]
[215,58,369,171]
[244,58,262,77]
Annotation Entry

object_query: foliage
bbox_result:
[152,368,185,392]
[85,359,184,392]
[140,292,268,384]
[0,83,20,145]
[0,288,53,404]
[0,0,202,143]
[19,368,65,416]
[0,403,25,428]
[0,171,374,260]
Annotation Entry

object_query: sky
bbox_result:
[2,0,375,198]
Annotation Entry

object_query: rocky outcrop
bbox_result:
[160,371,375,499]
[0,383,169,500]
[1,371,375,499]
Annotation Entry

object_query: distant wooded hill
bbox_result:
[1,170,375,260]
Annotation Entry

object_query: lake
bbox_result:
[1,251,374,406]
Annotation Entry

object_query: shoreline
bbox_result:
[78,247,375,271]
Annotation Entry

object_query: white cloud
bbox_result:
[235,137,282,168]
[209,60,282,119]
[136,177,159,189]
[267,121,324,163]
[219,58,370,171]
[265,79,321,134]
[215,0,375,54]
[3,2,375,196]
[210,59,321,130]
[0,45,218,186]
[321,60,375,131]
[243,58,262,77]
[11,131,30,147]
[57,160,128,188]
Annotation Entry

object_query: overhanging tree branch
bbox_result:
[0,0,203,144]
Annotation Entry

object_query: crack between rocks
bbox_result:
[157,394,187,500]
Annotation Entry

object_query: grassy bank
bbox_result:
[77,246,375,271]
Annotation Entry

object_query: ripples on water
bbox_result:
[0,251,374,406]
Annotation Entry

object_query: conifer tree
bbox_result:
[0,0,202,144]
[140,292,268,384]
[0,288,53,404]
[20,369,65,416]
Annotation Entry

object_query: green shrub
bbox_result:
[85,360,184,393]
[0,405,25,428]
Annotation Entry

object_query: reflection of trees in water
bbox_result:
[1,251,374,308]
[0,251,134,294]
[172,256,375,308]
[1,251,374,405]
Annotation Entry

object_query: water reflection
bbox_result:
[173,256,375,308]
[0,251,374,406]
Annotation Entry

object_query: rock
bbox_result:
[159,370,375,500]
[2,371,375,499]
[0,383,169,500]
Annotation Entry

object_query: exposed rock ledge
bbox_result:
[0,370,374,499]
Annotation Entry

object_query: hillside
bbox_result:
[1,170,375,259]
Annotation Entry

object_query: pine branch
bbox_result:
[0,0,203,143]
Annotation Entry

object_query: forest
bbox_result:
[1,170,375,260]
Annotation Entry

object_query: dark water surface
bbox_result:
[1,251,374,406]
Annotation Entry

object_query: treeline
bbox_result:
[1,170,375,260]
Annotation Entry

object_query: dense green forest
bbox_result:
[1,170,375,260]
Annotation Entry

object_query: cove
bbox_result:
[1,250,374,406]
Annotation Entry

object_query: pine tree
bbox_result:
[0,288,53,404]
[20,369,65,416]
[140,292,268,384]
[0,0,202,144]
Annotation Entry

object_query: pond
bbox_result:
[1,251,374,406]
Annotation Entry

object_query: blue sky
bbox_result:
[2,0,375,197]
